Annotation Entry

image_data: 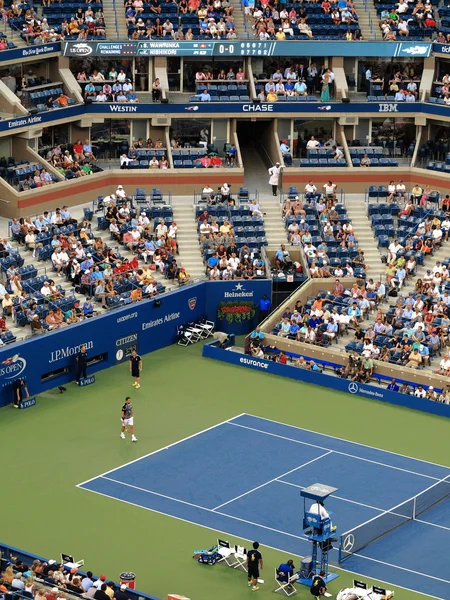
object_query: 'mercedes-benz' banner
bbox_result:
[62,40,434,58]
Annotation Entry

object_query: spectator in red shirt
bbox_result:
[211,155,223,167]
[73,140,84,161]
[278,352,287,364]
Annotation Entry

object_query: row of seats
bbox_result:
[299,158,348,167]
[352,158,399,167]
[189,94,250,102]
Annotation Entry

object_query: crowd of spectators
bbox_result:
[377,0,437,40]
[126,0,237,40]
[256,64,334,102]
[76,69,138,103]
[251,0,359,41]
[44,141,98,179]
[119,137,169,169]
[0,556,134,600]
[268,275,450,394]
[365,66,420,101]
[197,190,267,280]
[3,189,188,338]
[281,180,367,278]
[17,3,106,44]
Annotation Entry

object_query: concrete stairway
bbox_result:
[344,195,386,282]
[353,0,379,40]
[228,0,247,38]
[102,0,120,39]
[260,196,288,247]
[171,198,207,281]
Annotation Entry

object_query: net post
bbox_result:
[413,497,416,520]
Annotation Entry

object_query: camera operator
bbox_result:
[353,355,374,383]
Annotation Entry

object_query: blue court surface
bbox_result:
[79,414,450,599]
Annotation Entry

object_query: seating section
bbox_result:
[375,0,437,39]
[127,2,236,39]
[283,186,366,278]
[197,189,268,279]
[368,203,442,252]
[191,82,250,102]
[350,147,399,167]
[300,148,348,167]
[43,0,106,40]
[253,1,360,40]
[0,158,57,191]
[124,149,169,169]
[0,30,16,49]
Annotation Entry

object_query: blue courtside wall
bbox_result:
[202,343,450,418]
[0,282,205,407]
[0,280,271,407]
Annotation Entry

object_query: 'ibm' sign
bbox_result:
[379,103,398,112]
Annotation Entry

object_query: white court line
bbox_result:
[78,484,447,600]
[102,476,209,511]
[77,413,246,487]
[348,554,450,585]
[415,519,450,533]
[98,474,450,587]
[277,480,450,532]
[239,413,450,472]
[211,451,333,511]
[276,480,386,513]
[100,475,308,542]
[228,422,444,482]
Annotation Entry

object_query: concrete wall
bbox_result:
[0,80,28,117]
[281,167,450,194]
[0,167,245,218]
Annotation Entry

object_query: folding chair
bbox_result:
[196,318,215,339]
[177,325,195,346]
[274,568,299,596]
[185,323,203,342]
[216,539,237,567]
[233,545,248,571]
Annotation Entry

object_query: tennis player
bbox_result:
[129,350,142,388]
[121,396,137,442]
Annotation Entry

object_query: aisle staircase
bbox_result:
[344,195,385,282]
[170,198,207,281]
[102,0,120,39]
[260,196,289,248]
[228,0,248,38]
[353,0,379,40]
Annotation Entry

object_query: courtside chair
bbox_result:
[216,540,237,567]
[274,568,299,597]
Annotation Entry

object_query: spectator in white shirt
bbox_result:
[388,239,403,262]
[306,136,320,149]
[120,154,130,168]
[396,181,406,200]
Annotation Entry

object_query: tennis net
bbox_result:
[339,475,450,562]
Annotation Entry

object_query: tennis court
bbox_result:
[78,413,450,599]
